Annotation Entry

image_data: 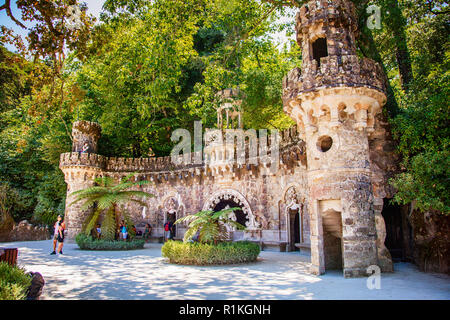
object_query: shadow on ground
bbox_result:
[2,240,449,300]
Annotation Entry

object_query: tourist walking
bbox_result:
[50,215,65,255]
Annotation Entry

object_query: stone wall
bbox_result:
[0,220,50,242]
[60,123,311,250]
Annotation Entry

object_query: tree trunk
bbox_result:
[379,0,413,92]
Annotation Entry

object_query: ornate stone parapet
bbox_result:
[283,56,387,101]
[105,153,204,173]
[60,152,107,170]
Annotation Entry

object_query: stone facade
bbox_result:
[60,0,395,277]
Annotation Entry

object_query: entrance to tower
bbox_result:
[212,199,248,227]
[322,209,343,270]
[382,199,412,262]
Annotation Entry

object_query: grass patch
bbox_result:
[0,262,32,300]
[75,233,145,251]
[161,240,260,265]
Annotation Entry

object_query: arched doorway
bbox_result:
[284,186,306,252]
[203,189,259,240]
[212,198,248,227]
[288,208,301,251]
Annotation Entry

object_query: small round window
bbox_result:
[317,135,333,152]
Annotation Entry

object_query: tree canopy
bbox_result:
[0,0,448,227]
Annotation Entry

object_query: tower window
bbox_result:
[312,38,328,67]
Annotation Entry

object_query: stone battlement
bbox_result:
[297,0,357,31]
[283,55,386,101]
[60,125,303,174]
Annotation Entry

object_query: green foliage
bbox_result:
[0,262,32,300]
[0,0,449,224]
[0,183,23,235]
[389,36,449,214]
[175,207,245,244]
[70,173,153,240]
[161,240,260,265]
[75,233,145,251]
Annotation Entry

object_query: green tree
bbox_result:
[70,173,154,240]
[175,207,245,244]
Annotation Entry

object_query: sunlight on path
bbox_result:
[2,240,449,300]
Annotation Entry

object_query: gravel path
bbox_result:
[2,240,449,300]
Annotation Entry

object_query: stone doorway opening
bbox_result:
[322,208,343,271]
[382,198,412,262]
[288,208,302,251]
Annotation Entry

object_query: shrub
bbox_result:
[75,233,145,251]
[161,240,261,265]
[0,262,32,300]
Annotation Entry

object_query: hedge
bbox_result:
[0,262,32,300]
[75,234,145,251]
[161,240,261,265]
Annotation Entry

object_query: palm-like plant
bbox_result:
[70,173,153,240]
[175,207,246,244]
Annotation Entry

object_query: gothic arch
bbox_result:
[282,185,307,250]
[202,189,259,230]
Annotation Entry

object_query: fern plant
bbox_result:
[70,173,153,241]
[175,207,246,244]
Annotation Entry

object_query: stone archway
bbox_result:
[203,189,259,230]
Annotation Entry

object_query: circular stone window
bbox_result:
[317,135,333,152]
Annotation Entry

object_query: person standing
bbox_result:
[56,222,65,254]
[164,220,173,242]
[50,215,64,255]
[96,224,102,239]
[119,220,128,241]
[143,223,152,243]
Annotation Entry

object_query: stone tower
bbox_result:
[283,0,388,277]
[60,121,104,240]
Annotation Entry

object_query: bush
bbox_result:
[0,262,32,300]
[75,233,145,251]
[161,240,261,265]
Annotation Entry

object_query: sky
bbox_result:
[0,0,104,52]
[0,0,294,53]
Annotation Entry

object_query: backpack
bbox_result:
[164,223,170,231]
